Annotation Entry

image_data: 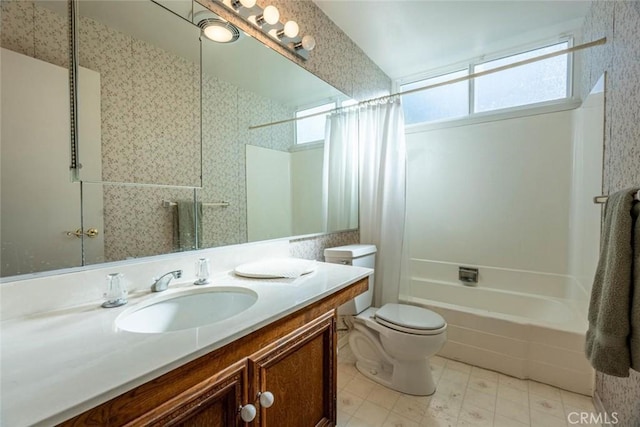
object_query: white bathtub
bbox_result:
[401,268,594,395]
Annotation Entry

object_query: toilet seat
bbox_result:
[374,303,446,336]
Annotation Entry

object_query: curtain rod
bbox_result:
[249,37,606,130]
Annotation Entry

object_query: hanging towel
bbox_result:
[585,187,640,377]
[172,201,202,251]
[632,202,640,372]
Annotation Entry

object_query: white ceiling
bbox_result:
[314,0,591,80]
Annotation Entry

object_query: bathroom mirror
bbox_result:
[0,0,356,278]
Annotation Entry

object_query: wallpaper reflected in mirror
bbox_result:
[0,0,358,279]
[76,0,202,187]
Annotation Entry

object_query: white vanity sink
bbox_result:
[115,287,258,333]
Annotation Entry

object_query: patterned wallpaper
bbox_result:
[200,73,296,250]
[290,230,360,261]
[259,0,390,101]
[579,1,640,425]
[196,0,391,102]
[2,0,385,265]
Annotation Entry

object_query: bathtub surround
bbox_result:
[579,1,640,423]
[405,110,575,277]
[405,273,593,395]
[402,95,598,394]
[586,188,640,377]
[568,75,605,299]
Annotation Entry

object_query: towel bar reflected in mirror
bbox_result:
[593,190,640,204]
[162,200,230,208]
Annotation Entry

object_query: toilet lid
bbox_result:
[375,303,446,331]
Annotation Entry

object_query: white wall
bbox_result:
[246,144,325,241]
[405,110,574,279]
[290,146,324,235]
[246,145,292,241]
[568,76,604,298]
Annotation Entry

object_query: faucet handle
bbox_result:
[102,273,127,308]
[194,258,211,285]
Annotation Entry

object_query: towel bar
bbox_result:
[593,190,640,204]
[162,200,230,208]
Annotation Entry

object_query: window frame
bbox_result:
[398,36,574,127]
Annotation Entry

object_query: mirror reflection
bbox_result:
[0,0,358,279]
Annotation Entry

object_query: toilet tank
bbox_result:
[324,244,376,315]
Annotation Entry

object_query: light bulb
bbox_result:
[231,0,256,9]
[262,5,280,25]
[300,34,316,51]
[283,21,299,38]
[276,20,299,39]
[268,28,279,38]
[204,25,234,43]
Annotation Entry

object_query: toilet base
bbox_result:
[348,308,444,396]
[354,358,437,396]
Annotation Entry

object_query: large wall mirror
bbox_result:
[0,0,358,279]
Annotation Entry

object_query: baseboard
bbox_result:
[337,315,352,350]
[338,333,350,350]
[593,390,606,415]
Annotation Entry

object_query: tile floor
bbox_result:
[337,345,600,427]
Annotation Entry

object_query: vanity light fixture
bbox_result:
[198,17,240,43]
[219,0,316,59]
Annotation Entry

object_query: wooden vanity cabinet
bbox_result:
[58,277,368,427]
[138,359,250,426]
[250,311,336,427]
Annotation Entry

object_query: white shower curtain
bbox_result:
[358,100,407,306]
[323,99,407,306]
[322,110,359,232]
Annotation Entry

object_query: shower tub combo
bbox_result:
[401,260,594,395]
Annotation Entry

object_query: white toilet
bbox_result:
[324,244,447,396]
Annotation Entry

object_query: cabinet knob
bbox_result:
[258,391,275,408]
[239,403,257,422]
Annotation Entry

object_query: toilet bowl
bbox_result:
[324,244,448,396]
[349,304,446,395]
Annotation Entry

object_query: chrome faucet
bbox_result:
[151,270,183,292]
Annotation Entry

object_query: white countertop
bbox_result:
[1,261,371,427]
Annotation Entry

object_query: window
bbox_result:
[474,42,569,113]
[401,70,469,125]
[400,40,571,126]
[295,102,335,144]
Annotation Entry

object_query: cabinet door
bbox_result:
[135,360,249,427]
[250,311,336,427]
